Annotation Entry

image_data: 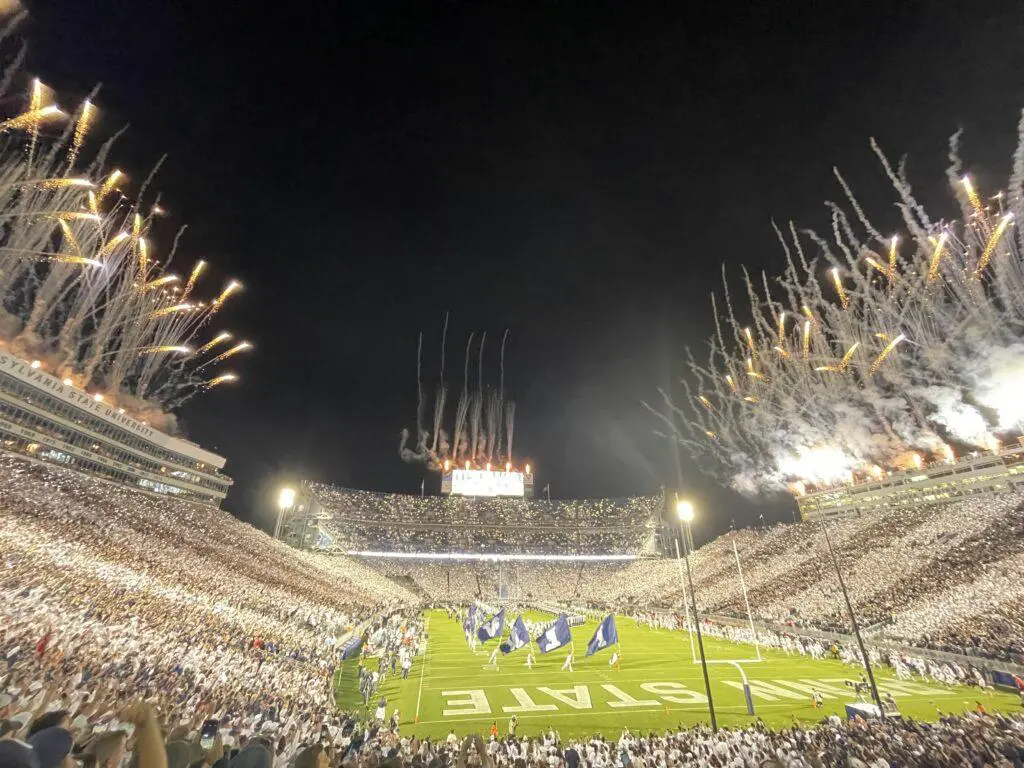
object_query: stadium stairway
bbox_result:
[384,573,430,601]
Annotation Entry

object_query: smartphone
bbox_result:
[200,719,219,751]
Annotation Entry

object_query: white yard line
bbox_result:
[414,616,430,721]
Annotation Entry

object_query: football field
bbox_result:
[335,609,1020,739]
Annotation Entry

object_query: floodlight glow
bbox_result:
[278,487,296,510]
[676,499,695,522]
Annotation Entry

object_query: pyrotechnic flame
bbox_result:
[205,373,238,388]
[0,104,63,132]
[830,268,849,309]
[869,333,906,375]
[725,374,738,392]
[182,260,206,299]
[974,213,1013,277]
[865,255,888,276]
[926,232,949,282]
[31,177,93,190]
[211,279,241,308]
[100,231,128,256]
[68,100,93,167]
[200,340,252,368]
[886,236,899,286]
[148,303,194,319]
[197,331,232,355]
[962,175,984,218]
[98,169,123,199]
[802,319,811,360]
[138,345,192,355]
[777,311,786,340]
[744,326,755,352]
[697,395,716,412]
[143,275,179,291]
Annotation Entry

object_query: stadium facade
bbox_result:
[796,444,1024,521]
[0,349,231,506]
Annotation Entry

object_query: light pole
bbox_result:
[819,516,884,718]
[276,487,295,542]
[676,499,718,732]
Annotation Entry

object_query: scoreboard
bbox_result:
[441,468,533,497]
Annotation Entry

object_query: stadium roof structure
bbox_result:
[797,444,1024,520]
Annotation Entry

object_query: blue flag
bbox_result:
[585,614,619,657]
[507,616,530,652]
[477,608,505,642]
[536,614,572,653]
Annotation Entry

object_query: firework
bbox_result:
[0,25,248,418]
[400,319,521,473]
[649,110,1024,496]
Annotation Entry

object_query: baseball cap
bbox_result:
[0,739,41,768]
[27,726,75,768]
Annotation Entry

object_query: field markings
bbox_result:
[414,615,430,722]
[410,699,841,726]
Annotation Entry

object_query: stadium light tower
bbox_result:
[275,487,296,541]
[819,517,886,718]
[675,500,718,732]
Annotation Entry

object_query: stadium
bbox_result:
[4,10,1024,768]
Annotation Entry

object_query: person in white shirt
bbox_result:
[561,650,574,672]
[609,650,619,669]
[488,646,500,667]
[526,650,534,668]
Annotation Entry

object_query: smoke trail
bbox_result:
[654,112,1024,496]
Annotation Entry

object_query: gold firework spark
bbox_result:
[974,213,1013,277]
[100,231,129,256]
[697,395,716,412]
[143,275,179,291]
[869,333,906,375]
[0,105,64,133]
[926,232,949,282]
[830,268,849,309]
[802,319,811,360]
[886,236,899,285]
[205,373,238,388]
[98,169,123,199]
[197,331,232,355]
[962,176,984,219]
[148,303,194,319]
[211,279,241,308]
[138,345,192,355]
[182,260,207,299]
[776,311,786,340]
[68,100,94,167]
[204,341,252,366]
[864,255,888,276]
[725,374,738,392]
[32,177,93,190]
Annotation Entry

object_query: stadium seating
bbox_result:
[309,483,661,555]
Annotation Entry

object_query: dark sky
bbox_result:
[23,1,1024,539]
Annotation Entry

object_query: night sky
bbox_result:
[23,1,1024,538]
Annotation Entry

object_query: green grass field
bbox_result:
[335,609,1021,739]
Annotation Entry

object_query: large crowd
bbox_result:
[582,490,1024,662]
[350,491,1024,663]
[308,484,659,556]
[4,451,1024,767]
